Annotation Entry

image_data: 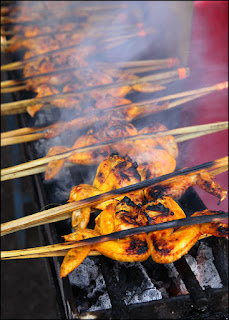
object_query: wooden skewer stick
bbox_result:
[0,90,223,147]
[1,156,227,237]
[1,21,136,51]
[0,65,177,94]
[1,79,26,88]
[0,91,203,146]
[2,121,227,175]
[1,127,227,181]
[1,161,227,238]
[1,78,226,118]
[0,58,179,88]
[208,165,228,177]
[0,44,88,71]
[1,122,228,181]
[0,4,125,26]
[1,162,227,259]
[1,84,27,93]
[0,132,47,146]
[1,211,227,259]
[0,16,130,37]
[1,68,189,115]
[0,2,126,16]
[1,250,102,259]
[0,162,75,181]
[1,125,53,138]
[0,25,154,72]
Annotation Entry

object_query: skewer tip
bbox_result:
[216,81,228,90]
[178,68,188,80]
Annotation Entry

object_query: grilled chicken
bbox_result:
[44,121,177,181]
[60,195,228,278]
[145,197,228,264]
[25,66,164,117]
[144,170,228,204]
[67,153,227,231]
[69,153,144,230]
[60,196,151,278]
[45,120,138,180]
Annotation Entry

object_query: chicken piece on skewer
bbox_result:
[6,21,84,38]
[69,154,144,230]
[44,120,138,181]
[60,195,228,277]
[68,137,176,232]
[144,170,228,204]
[144,197,228,264]
[60,195,151,278]
[26,68,166,117]
[6,31,88,56]
[44,120,177,181]
[116,123,178,179]
[43,99,170,140]
[67,151,227,231]
[25,67,118,117]
[2,3,90,23]
[22,47,91,78]
[25,73,74,91]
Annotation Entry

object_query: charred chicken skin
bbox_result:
[145,198,228,264]
[60,195,228,278]
[69,153,144,230]
[67,154,226,231]
[144,170,228,204]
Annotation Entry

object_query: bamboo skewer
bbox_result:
[1,78,227,117]
[1,84,27,93]
[0,16,131,37]
[1,22,144,53]
[0,68,190,115]
[1,26,154,72]
[2,130,227,182]
[1,125,53,138]
[0,81,223,144]
[0,160,226,257]
[1,122,228,181]
[0,90,224,147]
[0,4,126,26]
[0,85,202,142]
[1,250,102,259]
[1,64,178,94]
[1,155,228,237]
[2,121,227,175]
[1,211,227,260]
[0,58,179,89]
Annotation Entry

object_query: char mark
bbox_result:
[121,196,135,207]
[146,203,170,215]
[126,238,149,255]
[151,235,172,255]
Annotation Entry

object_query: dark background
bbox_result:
[1,114,60,319]
[1,49,60,318]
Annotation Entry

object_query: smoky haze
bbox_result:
[21,0,194,203]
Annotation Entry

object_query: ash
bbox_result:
[120,262,162,305]
[68,259,164,312]
[68,257,112,312]
[185,242,223,289]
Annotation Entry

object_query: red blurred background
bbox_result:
[181,1,228,212]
